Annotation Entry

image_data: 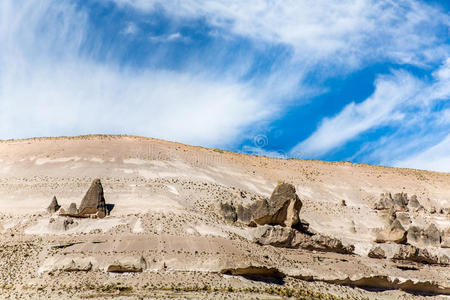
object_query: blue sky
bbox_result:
[0,1,449,172]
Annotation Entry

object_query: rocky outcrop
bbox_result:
[251,225,354,254]
[292,231,354,254]
[407,224,441,248]
[67,203,78,215]
[368,246,386,259]
[408,195,423,211]
[392,245,438,265]
[59,179,109,218]
[252,225,296,248]
[223,182,302,228]
[375,220,407,244]
[107,256,147,273]
[79,179,107,218]
[442,228,450,248]
[249,182,302,227]
[219,201,237,222]
[47,196,61,213]
[53,257,93,272]
[374,192,408,211]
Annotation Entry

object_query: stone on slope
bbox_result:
[67,203,78,215]
[79,178,107,218]
[219,201,237,222]
[292,231,354,254]
[107,256,147,273]
[250,182,302,227]
[48,217,77,231]
[392,245,438,265]
[408,195,423,211]
[375,220,407,244]
[53,257,93,272]
[374,192,408,211]
[252,225,296,248]
[47,196,61,213]
[407,224,441,248]
[442,228,450,248]
[368,246,386,259]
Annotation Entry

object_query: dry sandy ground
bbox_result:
[0,135,449,299]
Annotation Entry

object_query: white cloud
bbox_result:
[0,0,280,147]
[291,71,422,157]
[291,58,450,166]
[112,0,449,68]
[394,134,450,172]
[121,22,138,35]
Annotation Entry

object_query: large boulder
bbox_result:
[442,228,450,248]
[79,179,107,218]
[250,182,302,227]
[47,196,61,213]
[408,195,423,211]
[407,224,441,248]
[368,246,386,259]
[375,220,407,244]
[392,245,438,265]
[252,225,296,248]
[67,203,78,215]
[292,231,354,254]
[106,256,147,273]
[219,201,237,222]
[374,192,408,211]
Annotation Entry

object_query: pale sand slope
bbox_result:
[0,135,449,299]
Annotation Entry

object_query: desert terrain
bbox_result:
[0,135,449,299]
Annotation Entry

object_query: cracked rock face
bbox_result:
[106,256,147,273]
[79,179,107,218]
[251,182,302,227]
[392,245,438,265]
[407,224,441,248]
[375,220,407,244]
[368,246,386,259]
[47,196,61,214]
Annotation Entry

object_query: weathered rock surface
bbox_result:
[252,225,296,248]
[52,257,93,272]
[392,245,438,264]
[407,224,441,248]
[250,182,302,227]
[67,203,78,215]
[293,231,354,254]
[374,192,409,212]
[368,246,386,259]
[47,196,61,213]
[79,179,107,218]
[442,228,450,248]
[375,220,407,244]
[219,201,237,222]
[408,195,423,210]
[106,256,147,273]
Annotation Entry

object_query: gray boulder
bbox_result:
[79,179,107,218]
[375,220,407,244]
[392,245,438,265]
[407,224,441,248]
[47,196,61,213]
[107,256,147,273]
[252,225,296,248]
[441,228,450,248]
[368,246,386,259]
[250,182,302,227]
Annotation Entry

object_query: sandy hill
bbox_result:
[0,135,449,299]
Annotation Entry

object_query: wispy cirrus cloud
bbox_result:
[292,58,450,171]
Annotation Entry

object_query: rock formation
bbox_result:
[368,246,386,259]
[249,182,302,227]
[78,179,107,218]
[442,228,450,248]
[375,219,407,244]
[392,245,439,265]
[407,224,441,248]
[219,201,237,222]
[252,225,296,248]
[47,196,61,213]
[374,192,409,211]
[67,203,78,215]
[106,256,147,273]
